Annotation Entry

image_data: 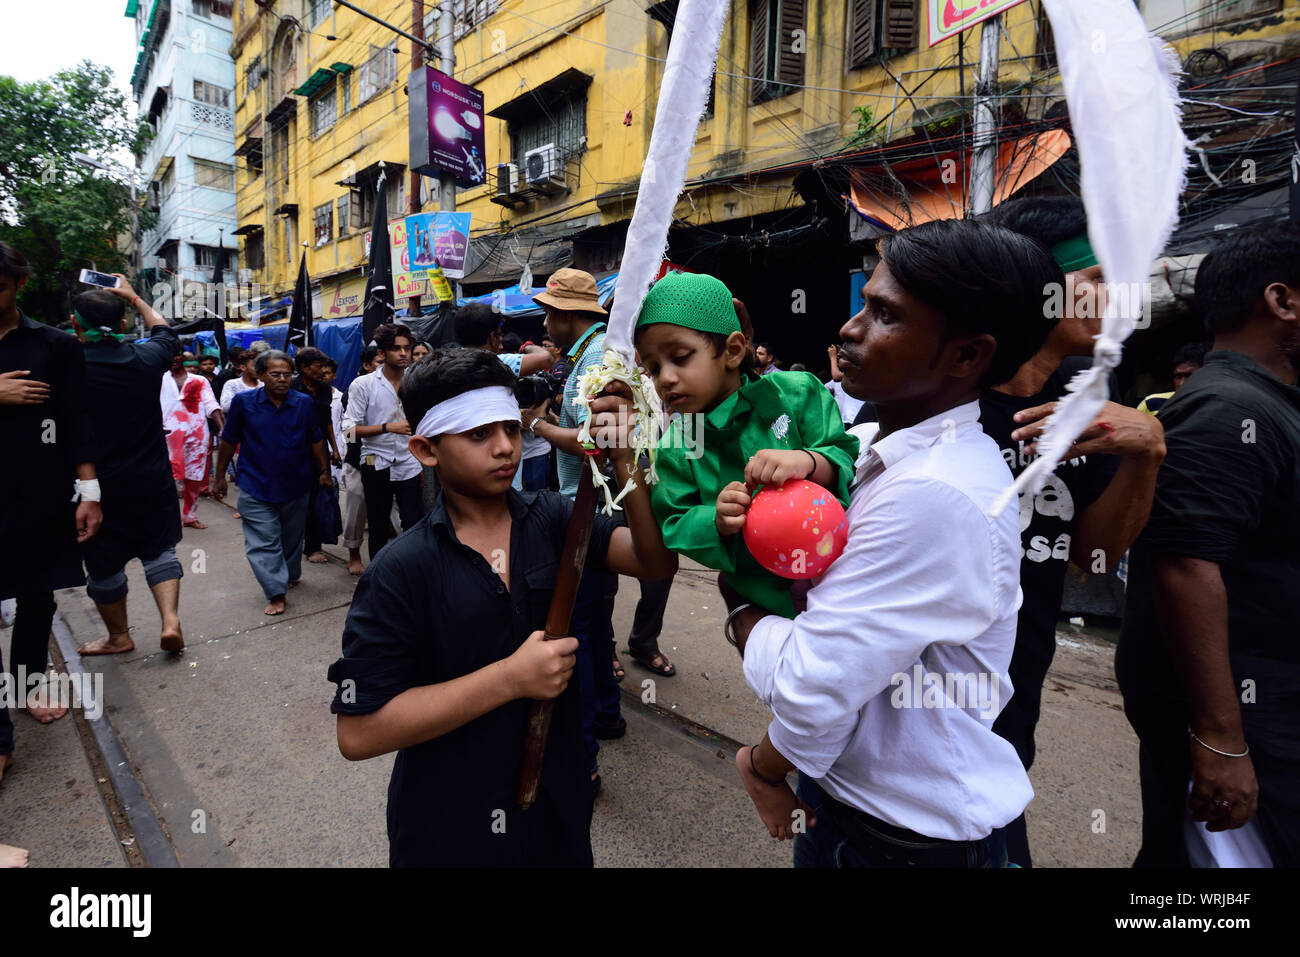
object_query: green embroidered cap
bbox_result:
[1050,233,1099,273]
[636,270,740,336]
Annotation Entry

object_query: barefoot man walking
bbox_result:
[74,280,187,656]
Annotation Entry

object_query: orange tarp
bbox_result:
[847,129,1073,231]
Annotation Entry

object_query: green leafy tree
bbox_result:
[0,61,155,323]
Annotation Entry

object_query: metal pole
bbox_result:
[332,0,434,52]
[407,0,425,317]
[969,14,1002,216]
[437,4,457,215]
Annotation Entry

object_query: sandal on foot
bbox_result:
[632,651,676,677]
[612,654,626,682]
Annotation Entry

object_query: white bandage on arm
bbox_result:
[73,478,102,503]
[416,386,520,438]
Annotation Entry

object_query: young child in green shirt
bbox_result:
[635,271,860,618]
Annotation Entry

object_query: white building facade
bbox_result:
[128,0,239,296]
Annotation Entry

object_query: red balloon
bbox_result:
[743,478,849,580]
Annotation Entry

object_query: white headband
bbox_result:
[416,385,520,438]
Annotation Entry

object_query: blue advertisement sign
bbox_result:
[406,212,472,280]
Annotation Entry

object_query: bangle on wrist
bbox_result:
[749,743,785,787]
[724,603,754,648]
[1189,728,1250,758]
[381,422,387,434]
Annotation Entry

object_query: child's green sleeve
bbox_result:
[650,442,741,573]
[797,378,860,507]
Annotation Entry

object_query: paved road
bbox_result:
[0,493,1140,867]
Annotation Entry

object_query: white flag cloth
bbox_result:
[602,0,729,361]
[574,0,729,512]
[990,0,1190,516]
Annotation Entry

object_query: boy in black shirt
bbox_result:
[328,348,676,866]
[982,197,1167,866]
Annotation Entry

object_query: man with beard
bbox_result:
[1118,222,1300,867]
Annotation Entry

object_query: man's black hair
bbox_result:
[294,346,328,371]
[1195,222,1300,335]
[199,354,217,366]
[756,341,773,353]
[454,303,499,348]
[1172,340,1211,369]
[501,331,524,354]
[988,196,1088,251]
[0,242,32,282]
[360,344,381,369]
[373,323,413,351]
[323,356,338,371]
[228,347,249,365]
[879,218,1064,388]
[400,346,516,431]
[71,289,125,330]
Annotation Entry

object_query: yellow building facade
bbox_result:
[228,0,1299,329]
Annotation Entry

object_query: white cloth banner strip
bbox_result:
[602,0,730,361]
[989,0,1189,517]
[416,386,520,438]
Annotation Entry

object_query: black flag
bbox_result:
[288,251,313,350]
[362,163,394,345]
[211,231,228,365]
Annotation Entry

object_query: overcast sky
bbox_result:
[1,0,139,117]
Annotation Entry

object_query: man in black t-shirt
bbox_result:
[292,347,342,564]
[1118,222,1300,868]
[982,198,1167,867]
[73,283,186,657]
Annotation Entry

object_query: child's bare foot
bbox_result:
[264,596,287,616]
[0,843,28,868]
[347,556,364,575]
[735,747,815,840]
[160,620,184,653]
[0,752,13,785]
[26,685,68,723]
[306,551,328,564]
[78,631,134,656]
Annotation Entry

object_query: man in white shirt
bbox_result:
[345,323,422,559]
[719,219,1063,867]
[823,343,866,425]
[220,348,262,413]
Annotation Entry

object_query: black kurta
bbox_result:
[329,489,616,867]
[0,313,92,596]
[80,326,183,577]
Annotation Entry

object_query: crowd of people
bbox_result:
[2,198,1297,870]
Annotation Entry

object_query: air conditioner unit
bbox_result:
[523,143,565,194]
[238,268,253,283]
[496,162,520,197]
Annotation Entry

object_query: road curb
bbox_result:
[48,609,180,868]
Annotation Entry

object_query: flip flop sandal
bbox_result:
[632,652,676,677]
[612,655,626,682]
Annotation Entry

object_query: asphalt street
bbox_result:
[0,493,1140,867]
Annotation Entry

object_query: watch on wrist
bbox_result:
[529,416,541,434]
[381,422,387,434]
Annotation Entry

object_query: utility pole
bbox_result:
[968,14,1002,216]
[407,1,425,317]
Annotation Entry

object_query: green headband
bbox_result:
[1050,233,1099,273]
[73,310,126,343]
[636,271,741,337]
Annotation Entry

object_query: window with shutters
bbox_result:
[244,231,264,271]
[308,0,331,28]
[848,0,918,69]
[310,81,337,137]
[194,79,231,109]
[358,44,397,105]
[750,0,805,104]
[337,196,349,237]
[313,202,333,247]
[194,159,235,191]
[509,94,588,162]
[340,72,351,114]
[652,1,716,116]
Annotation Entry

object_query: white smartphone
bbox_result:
[79,268,122,289]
